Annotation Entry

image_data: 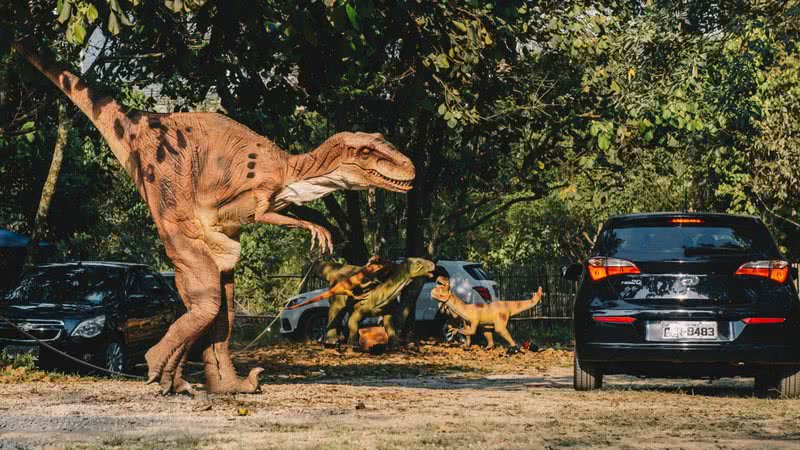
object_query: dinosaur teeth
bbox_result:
[368,170,412,188]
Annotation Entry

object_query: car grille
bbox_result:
[0,319,64,342]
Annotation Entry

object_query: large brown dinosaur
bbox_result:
[431,276,543,354]
[12,42,415,395]
[287,256,394,310]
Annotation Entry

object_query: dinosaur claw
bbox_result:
[146,371,159,385]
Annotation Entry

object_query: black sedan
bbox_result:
[0,262,181,374]
[564,213,800,397]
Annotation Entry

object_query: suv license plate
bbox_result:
[661,321,717,340]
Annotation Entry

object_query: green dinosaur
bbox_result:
[328,257,435,348]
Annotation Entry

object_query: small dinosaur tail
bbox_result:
[12,41,134,164]
[506,287,544,317]
[286,290,333,310]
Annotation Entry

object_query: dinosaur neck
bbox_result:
[273,136,356,208]
[13,42,135,173]
[285,135,347,183]
[443,291,470,317]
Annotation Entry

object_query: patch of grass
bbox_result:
[0,349,37,369]
[73,434,208,450]
[231,321,284,348]
[509,321,573,348]
[0,349,94,383]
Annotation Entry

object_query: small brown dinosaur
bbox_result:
[431,276,543,354]
[287,256,394,310]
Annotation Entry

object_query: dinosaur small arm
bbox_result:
[431,276,543,353]
[287,256,394,310]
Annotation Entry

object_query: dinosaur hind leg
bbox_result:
[145,249,221,392]
[201,271,263,394]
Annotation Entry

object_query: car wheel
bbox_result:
[303,311,328,342]
[104,338,129,375]
[574,351,602,391]
[440,318,465,344]
[755,366,800,398]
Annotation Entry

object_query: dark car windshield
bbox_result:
[3,266,123,305]
[598,219,777,262]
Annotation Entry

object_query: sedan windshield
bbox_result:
[4,267,123,304]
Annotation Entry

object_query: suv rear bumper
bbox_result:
[580,342,800,365]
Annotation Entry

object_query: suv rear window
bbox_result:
[598,218,777,261]
[464,264,492,280]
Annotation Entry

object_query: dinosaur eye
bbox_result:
[359,147,372,158]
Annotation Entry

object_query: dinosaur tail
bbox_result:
[506,287,544,317]
[286,290,332,310]
[12,42,134,164]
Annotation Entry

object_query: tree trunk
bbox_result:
[341,191,370,264]
[25,102,72,267]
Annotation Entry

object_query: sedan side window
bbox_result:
[127,271,164,305]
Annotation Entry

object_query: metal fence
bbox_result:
[493,265,576,319]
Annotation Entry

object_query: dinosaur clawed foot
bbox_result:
[206,367,265,394]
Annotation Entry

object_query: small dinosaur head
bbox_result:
[431,276,452,302]
[401,257,436,279]
[334,132,415,193]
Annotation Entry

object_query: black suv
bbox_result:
[564,213,800,397]
[0,262,180,374]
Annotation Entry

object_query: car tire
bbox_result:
[103,338,129,376]
[574,351,602,391]
[439,317,466,344]
[755,366,800,398]
[302,311,328,343]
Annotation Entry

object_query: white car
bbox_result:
[279,260,499,341]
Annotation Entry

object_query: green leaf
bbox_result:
[57,0,72,24]
[597,134,610,150]
[437,103,447,116]
[69,21,87,43]
[345,4,361,31]
[610,79,621,94]
[452,20,467,32]
[86,4,98,22]
[447,117,458,128]
[107,12,120,35]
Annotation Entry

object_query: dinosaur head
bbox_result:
[333,132,415,193]
[431,276,452,302]
[402,257,436,279]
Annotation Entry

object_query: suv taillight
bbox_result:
[735,260,789,283]
[587,257,641,281]
[472,286,492,302]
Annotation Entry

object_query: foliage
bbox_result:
[1,1,800,312]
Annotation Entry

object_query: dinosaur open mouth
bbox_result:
[367,170,413,190]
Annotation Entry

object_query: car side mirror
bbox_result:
[561,263,583,281]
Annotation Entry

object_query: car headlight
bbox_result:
[71,315,106,338]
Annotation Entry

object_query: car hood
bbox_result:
[0,302,105,320]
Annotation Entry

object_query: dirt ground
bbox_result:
[1,341,800,450]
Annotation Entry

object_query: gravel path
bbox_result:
[1,345,799,449]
